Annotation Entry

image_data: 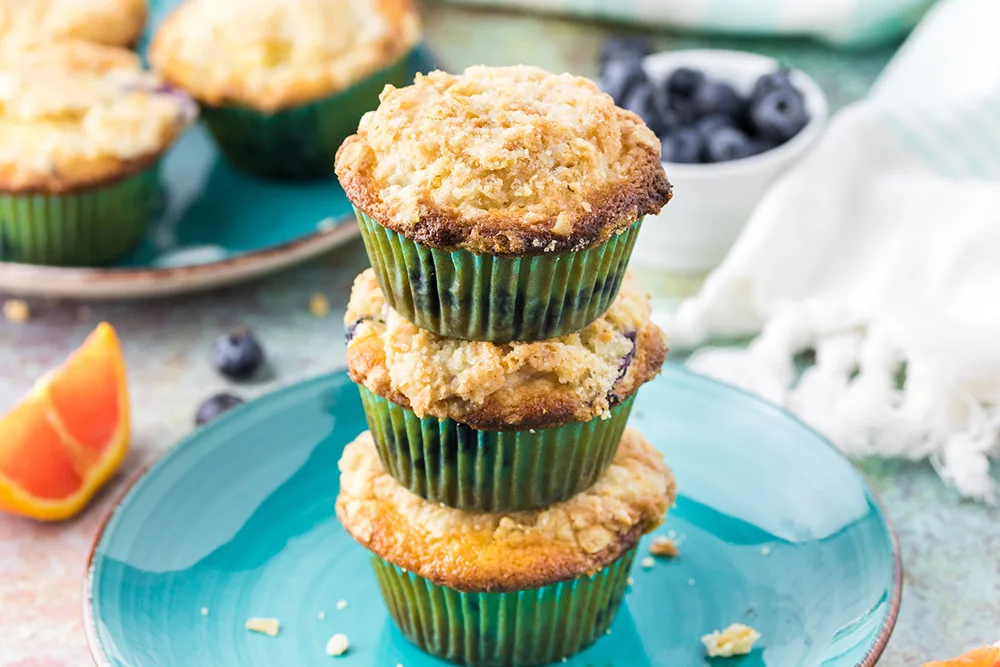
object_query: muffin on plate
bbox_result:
[149,0,421,180]
[337,427,675,666]
[345,268,667,512]
[0,41,195,266]
[0,0,147,49]
[335,65,673,342]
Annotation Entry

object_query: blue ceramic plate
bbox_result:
[0,2,437,300]
[86,367,901,667]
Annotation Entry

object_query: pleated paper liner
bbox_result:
[373,548,637,667]
[200,52,413,180]
[355,208,642,342]
[358,385,634,513]
[0,167,159,266]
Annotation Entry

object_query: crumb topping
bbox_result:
[0,41,195,192]
[702,624,761,657]
[344,268,667,429]
[150,0,420,110]
[0,0,146,48]
[337,427,675,591]
[336,65,672,255]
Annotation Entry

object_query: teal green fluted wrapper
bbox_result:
[0,167,159,266]
[201,53,412,180]
[359,385,634,512]
[355,208,642,342]
[372,548,636,666]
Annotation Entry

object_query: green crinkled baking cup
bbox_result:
[200,52,413,181]
[355,208,642,342]
[372,548,636,667]
[358,385,634,512]
[0,167,159,266]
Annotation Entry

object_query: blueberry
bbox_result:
[345,317,366,344]
[749,135,782,156]
[666,67,705,99]
[195,392,245,426]
[621,83,675,136]
[695,114,733,137]
[704,126,754,162]
[599,58,648,106]
[599,35,651,67]
[750,88,809,141]
[752,68,796,103]
[660,127,703,164]
[693,81,744,120]
[211,327,265,381]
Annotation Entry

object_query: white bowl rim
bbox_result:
[643,48,829,178]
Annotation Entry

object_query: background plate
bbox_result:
[86,367,901,666]
[0,0,436,300]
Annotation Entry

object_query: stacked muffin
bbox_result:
[335,65,675,666]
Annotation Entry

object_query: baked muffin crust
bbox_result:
[0,41,195,193]
[335,65,672,255]
[345,268,667,430]
[149,0,420,111]
[0,0,147,48]
[337,427,675,592]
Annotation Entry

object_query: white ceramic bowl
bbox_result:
[633,49,828,274]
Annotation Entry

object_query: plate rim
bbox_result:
[82,367,903,667]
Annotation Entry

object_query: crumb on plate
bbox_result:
[200,607,209,616]
[640,556,655,569]
[702,623,760,657]
[326,633,350,656]
[245,617,280,637]
[649,535,679,558]
[336,599,348,610]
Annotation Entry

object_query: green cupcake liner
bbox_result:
[355,208,642,342]
[358,385,634,512]
[0,167,159,266]
[200,52,412,181]
[373,548,636,666]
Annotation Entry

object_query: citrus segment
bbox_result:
[0,398,83,501]
[924,645,1000,667]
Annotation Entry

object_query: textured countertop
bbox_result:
[1,2,998,665]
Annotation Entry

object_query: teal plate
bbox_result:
[85,367,901,667]
[0,2,437,300]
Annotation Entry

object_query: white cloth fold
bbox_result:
[663,0,1000,501]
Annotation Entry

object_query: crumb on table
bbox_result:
[326,633,350,656]
[702,623,760,657]
[245,617,280,637]
[2,299,30,323]
[309,293,330,318]
[649,535,679,558]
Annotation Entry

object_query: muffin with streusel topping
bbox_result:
[344,267,667,512]
[338,427,675,666]
[0,0,147,49]
[335,65,673,342]
[0,41,195,265]
[150,0,421,180]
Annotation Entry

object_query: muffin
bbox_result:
[0,0,147,49]
[0,41,195,266]
[149,0,421,180]
[345,268,667,512]
[337,427,675,666]
[335,65,673,342]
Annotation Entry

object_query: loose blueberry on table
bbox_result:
[195,392,245,426]
[211,327,265,381]
[598,36,810,164]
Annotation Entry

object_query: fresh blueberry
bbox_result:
[750,88,809,141]
[704,126,754,162]
[752,68,796,103]
[599,58,648,106]
[195,392,245,426]
[666,67,705,99]
[599,35,651,67]
[622,83,675,136]
[345,317,366,343]
[695,114,734,137]
[211,327,265,381]
[693,81,744,120]
[749,135,782,156]
[660,127,703,164]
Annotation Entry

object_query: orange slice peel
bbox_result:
[924,645,1000,667]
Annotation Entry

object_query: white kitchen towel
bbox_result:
[664,0,1000,502]
[443,0,935,47]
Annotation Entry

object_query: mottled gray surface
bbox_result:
[0,2,997,665]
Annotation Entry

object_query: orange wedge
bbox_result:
[925,645,1000,667]
[0,323,129,521]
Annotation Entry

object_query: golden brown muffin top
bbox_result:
[345,269,667,430]
[149,0,420,111]
[0,0,147,48]
[335,65,673,256]
[0,41,195,193]
[337,427,675,592]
